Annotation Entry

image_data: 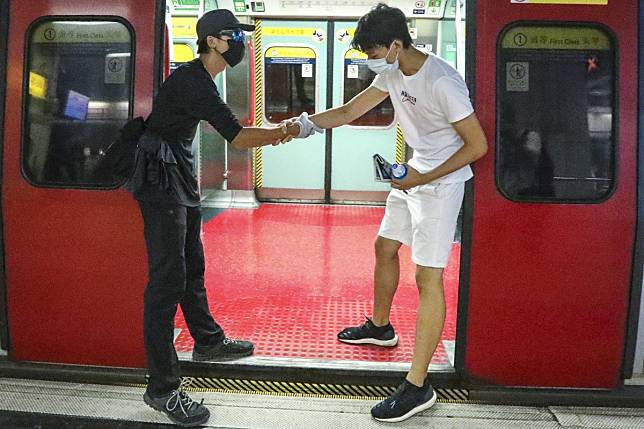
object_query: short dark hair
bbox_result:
[351,3,412,52]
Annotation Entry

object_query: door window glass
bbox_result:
[23,20,133,188]
[343,49,394,127]
[497,25,615,202]
[264,46,316,124]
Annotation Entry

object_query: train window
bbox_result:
[343,49,394,127]
[264,46,316,124]
[23,20,133,188]
[497,25,615,202]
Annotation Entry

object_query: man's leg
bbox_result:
[371,183,462,422]
[180,205,225,346]
[370,263,444,422]
[338,189,410,346]
[139,204,211,427]
[182,205,254,361]
[407,265,445,386]
[138,201,187,397]
[404,183,462,384]
[372,236,403,326]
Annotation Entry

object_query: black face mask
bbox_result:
[222,40,245,67]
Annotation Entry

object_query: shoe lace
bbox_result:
[362,315,379,331]
[165,378,203,417]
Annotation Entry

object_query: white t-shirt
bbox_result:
[371,52,474,183]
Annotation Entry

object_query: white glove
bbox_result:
[294,112,324,138]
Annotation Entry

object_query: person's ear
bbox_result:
[206,35,219,52]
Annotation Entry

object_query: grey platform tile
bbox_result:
[550,407,644,429]
[0,378,164,424]
[203,392,555,422]
[205,405,563,429]
[1,378,640,429]
[0,378,560,428]
[550,407,644,417]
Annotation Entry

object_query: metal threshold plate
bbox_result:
[178,352,455,373]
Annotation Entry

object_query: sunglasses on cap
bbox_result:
[218,29,245,43]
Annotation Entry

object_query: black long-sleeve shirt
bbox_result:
[133,58,242,206]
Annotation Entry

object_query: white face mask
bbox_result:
[366,43,399,74]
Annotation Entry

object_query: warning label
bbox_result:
[506,62,529,92]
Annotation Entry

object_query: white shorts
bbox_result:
[378,182,465,268]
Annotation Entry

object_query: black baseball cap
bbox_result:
[196,9,254,43]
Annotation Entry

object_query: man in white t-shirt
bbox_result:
[286,3,487,422]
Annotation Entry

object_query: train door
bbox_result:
[464,1,637,388]
[330,22,397,203]
[255,20,403,204]
[2,0,163,366]
[254,20,328,201]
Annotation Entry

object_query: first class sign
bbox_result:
[511,0,607,4]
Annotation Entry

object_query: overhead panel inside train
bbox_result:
[219,0,448,20]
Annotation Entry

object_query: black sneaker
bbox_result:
[192,338,254,362]
[371,379,437,422]
[143,380,210,427]
[337,317,398,347]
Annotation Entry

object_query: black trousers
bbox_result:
[138,200,225,397]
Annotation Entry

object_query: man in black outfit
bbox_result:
[129,9,300,427]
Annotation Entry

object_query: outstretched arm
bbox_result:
[231,122,300,149]
[307,86,389,129]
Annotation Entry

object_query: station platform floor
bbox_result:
[1,377,644,429]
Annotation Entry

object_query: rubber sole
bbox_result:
[337,334,399,347]
[143,392,210,427]
[192,347,254,362]
[373,390,438,423]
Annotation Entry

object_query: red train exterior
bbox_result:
[0,0,641,399]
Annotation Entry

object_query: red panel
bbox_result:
[466,2,637,388]
[3,0,158,367]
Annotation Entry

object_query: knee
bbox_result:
[415,267,444,293]
[145,270,187,304]
[374,237,399,262]
[144,285,185,311]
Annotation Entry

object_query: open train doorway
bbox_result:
[167,0,469,377]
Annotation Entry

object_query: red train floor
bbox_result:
[175,204,460,365]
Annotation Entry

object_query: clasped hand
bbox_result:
[280,112,324,141]
[272,121,301,146]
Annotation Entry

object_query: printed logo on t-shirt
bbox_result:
[401,90,416,106]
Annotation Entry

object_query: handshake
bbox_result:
[274,112,324,146]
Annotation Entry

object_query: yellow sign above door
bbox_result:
[172,16,197,38]
[511,0,607,4]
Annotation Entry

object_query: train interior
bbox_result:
[160,0,467,374]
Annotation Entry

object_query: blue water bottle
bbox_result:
[391,163,408,180]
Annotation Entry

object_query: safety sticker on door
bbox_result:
[302,63,313,78]
[506,62,529,92]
